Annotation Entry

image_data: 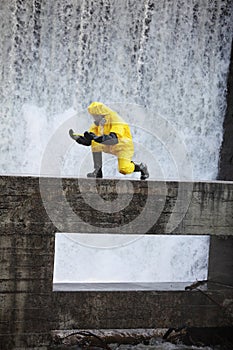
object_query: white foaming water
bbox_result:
[0,0,232,178]
[54,233,209,284]
[0,1,232,287]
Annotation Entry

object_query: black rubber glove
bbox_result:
[93,132,118,145]
[84,131,96,142]
[69,129,92,146]
[76,136,92,146]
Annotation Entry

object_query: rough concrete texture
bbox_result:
[0,175,233,349]
[218,40,233,181]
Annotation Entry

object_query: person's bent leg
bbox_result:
[118,158,149,180]
[118,158,135,175]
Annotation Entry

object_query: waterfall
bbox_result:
[0,0,233,283]
[0,0,232,178]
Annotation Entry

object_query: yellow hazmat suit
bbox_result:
[87,102,135,175]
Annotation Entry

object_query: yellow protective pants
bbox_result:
[117,157,135,175]
[91,143,135,175]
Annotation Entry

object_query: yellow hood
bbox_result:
[87,102,113,116]
[88,101,134,159]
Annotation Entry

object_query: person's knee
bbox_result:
[119,166,128,175]
[118,161,134,175]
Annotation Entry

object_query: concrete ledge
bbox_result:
[1,175,233,235]
[53,282,194,291]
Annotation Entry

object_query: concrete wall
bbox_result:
[0,175,233,349]
[218,39,233,181]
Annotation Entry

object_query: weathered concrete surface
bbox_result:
[0,175,233,349]
[208,236,233,286]
[218,39,233,181]
[33,176,233,235]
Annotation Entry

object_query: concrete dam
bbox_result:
[0,175,233,349]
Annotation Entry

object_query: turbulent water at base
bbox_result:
[0,3,233,348]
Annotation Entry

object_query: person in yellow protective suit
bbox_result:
[69,102,149,180]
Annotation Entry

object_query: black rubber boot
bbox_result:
[134,162,149,180]
[87,152,103,178]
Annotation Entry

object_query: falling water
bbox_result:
[0,0,232,178]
